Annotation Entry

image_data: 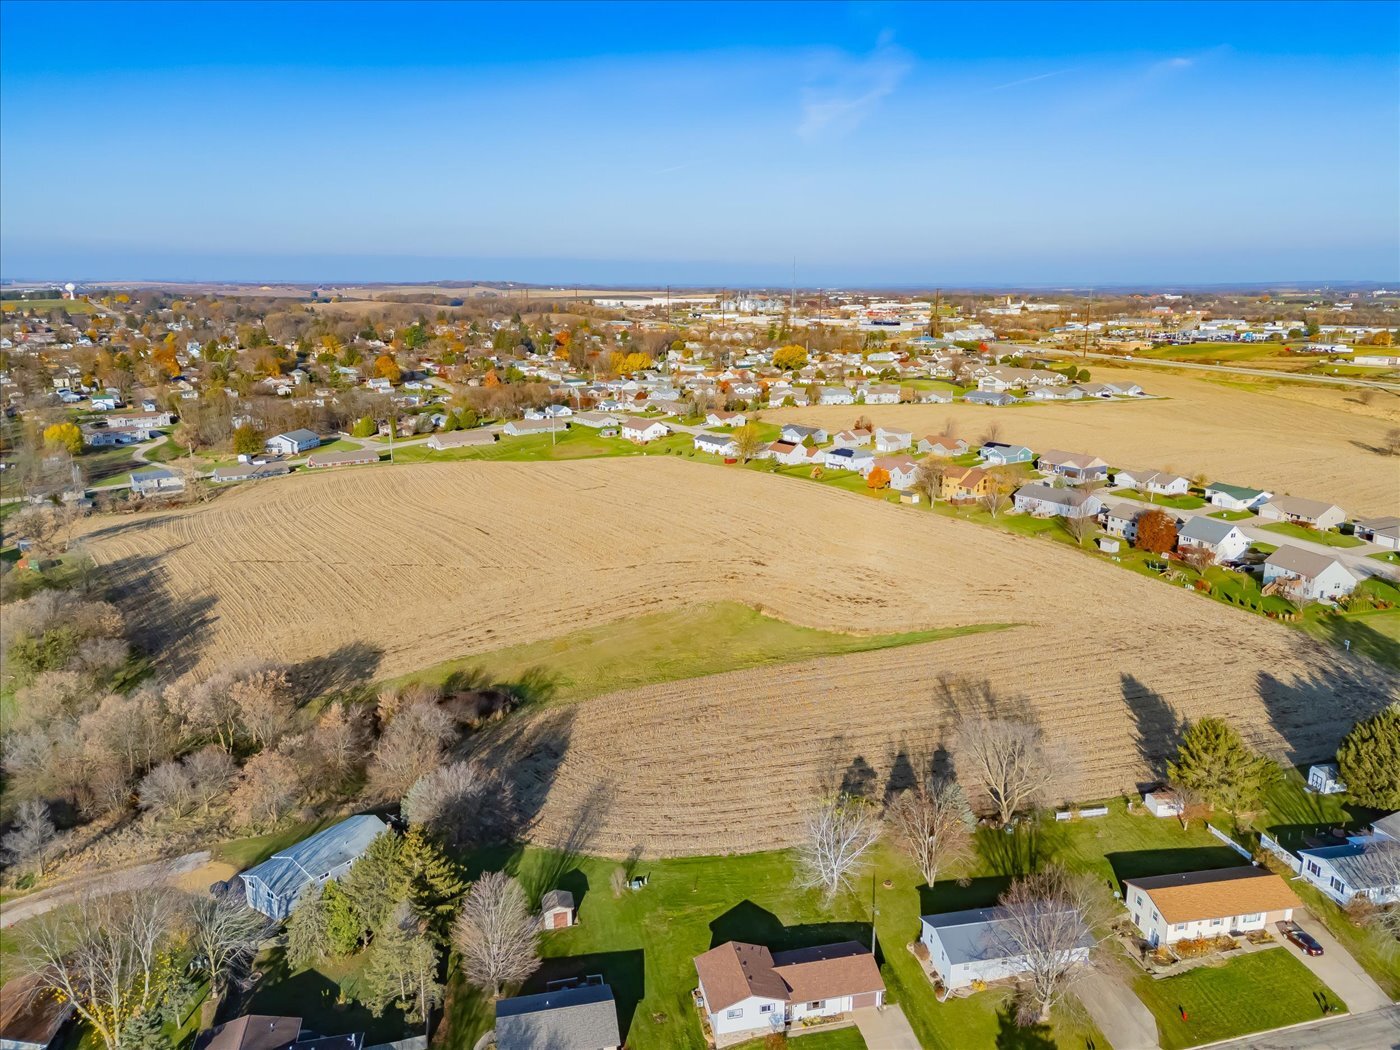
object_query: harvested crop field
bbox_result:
[75,458,1391,855]
[772,366,1400,516]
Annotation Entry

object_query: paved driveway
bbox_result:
[1276,911,1393,1014]
[852,1003,920,1050]
[1078,969,1160,1050]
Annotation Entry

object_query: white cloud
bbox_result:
[796,37,912,140]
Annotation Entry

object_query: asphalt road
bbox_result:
[1206,1005,1400,1050]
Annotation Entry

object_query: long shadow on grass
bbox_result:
[917,875,1013,917]
[517,950,645,1044]
[1105,846,1248,890]
[246,945,408,1044]
[975,817,1068,877]
[994,1005,1058,1050]
[709,901,874,958]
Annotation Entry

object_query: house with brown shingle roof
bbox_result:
[1123,866,1301,947]
[694,940,884,1041]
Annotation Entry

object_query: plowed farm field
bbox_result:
[76,459,1391,855]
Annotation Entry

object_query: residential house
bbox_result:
[620,417,670,443]
[1354,515,1400,550]
[870,455,918,491]
[918,434,968,457]
[976,366,1066,392]
[873,427,913,453]
[1204,482,1272,512]
[1074,382,1119,399]
[1257,495,1347,531]
[240,815,387,920]
[211,462,291,484]
[861,384,900,404]
[265,429,322,456]
[1101,503,1147,543]
[105,410,175,429]
[979,442,1034,466]
[130,466,185,497]
[1013,483,1103,519]
[1297,814,1400,906]
[831,429,872,448]
[694,941,884,1041]
[503,418,567,437]
[1102,381,1146,397]
[914,387,953,404]
[1024,385,1084,402]
[963,390,1017,407]
[772,442,821,468]
[919,907,1092,991]
[1176,517,1250,563]
[1262,545,1359,601]
[0,974,73,1050]
[306,449,378,469]
[1123,866,1302,947]
[426,429,498,450]
[1036,450,1108,484]
[941,466,993,502]
[194,1015,362,1050]
[780,424,827,445]
[1114,469,1189,497]
[572,412,622,430]
[819,386,854,405]
[495,984,621,1050]
[823,447,874,472]
[706,410,746,427]
[693,432,739,457]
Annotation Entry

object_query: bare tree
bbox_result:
[19,887,179,1050]
[979,473,1015,518]
[451,872,539,998]
[186,891,270,1005]
[308,703,370,784]
[1063,511,1098,546]
[980,420,1003,444]
[229,665,296,749]
[795,793,882,903]
[2,799,59,876]
[887,776,974,887]
[228,750,301,830]
[1385,427,1400,457]
[994,866,1103,1025]
[402,761,487,848]
[913,458,947,505]
[368,700,456,800]
[185,746,237,813]
[137,760,197,821]
[954,714,1060,825]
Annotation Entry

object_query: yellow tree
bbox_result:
[375,355,403,383]
[773,344,808,371]
[43,422,82,456]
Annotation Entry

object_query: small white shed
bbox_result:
[1142,791,1184,818]
[1306,763,1346,795]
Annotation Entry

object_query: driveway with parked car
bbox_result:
[1274,910,1391,1013]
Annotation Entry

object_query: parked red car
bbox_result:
[1276,920,1324,956]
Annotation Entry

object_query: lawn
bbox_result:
[1257,521,1364,548]
[246,947,411,1045]
[1142,341,1290,364]
[310,439,364,455]
[427,802,1248,1050]
[1367,550,1400,565]
[1114,489,1207,511]
[211,816,341,870]
[733,1028,867,1050]
[1133,948,1344,1049]
[391,602,1013,701]
[392,428,692,463]
[1,297,95,314]
[1207,509,1254,522]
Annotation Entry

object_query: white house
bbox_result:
[830,429,872,448]
[1204,482,1272,512]
[620,418,669,443]
[780,424,826,445]
[706,410,746,427]
[129,466,185,497]
[1114,469,1189,496]
[918,434,967,457]
[823,447,874,472]
[1176,517,1250,563]
[1013,483,1102,519]
[819,386,855,405]
[425,430,497,450]
[265,429,321,456]
[502,418,566,437]
[694,941,884,1041]
[873,427,913,453]
[1037,450,1109,484]
[693,432,739,457]
[861,384,900,404]
[1307,763,1346,795]
[919,907,1092,991]
[869,455,918,490]
[1123,867,1301,947]
[1353,516,1400,550]
[1257,495,1347,531]
[1262,545,1359,602]
[1297,815,1400,907]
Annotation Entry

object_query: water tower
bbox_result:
[64,282,76,300]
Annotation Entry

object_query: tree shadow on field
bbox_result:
[520,785,612,910]
[975,816,1066,877]
[289,640,385,703]
[917,874,1011,916]
[93,552,218,679]
[462,706,577,845]
[1256,667,1391,768]
[1119,673,1185,788]
[708,901,874,958]
[994,1004,1057,1050]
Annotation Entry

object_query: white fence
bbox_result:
[1206,823,1255,861]
[1259,832,1302,874]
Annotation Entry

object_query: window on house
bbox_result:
[808,1001,825,1011]
[1210,918,1222,926]
[1175,924,1186,931]
[759,1004,775,1015]
[1242,913,1260,922]
[1331,877,1346,893]
[726,1008,743,1020]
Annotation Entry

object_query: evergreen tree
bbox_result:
[323,881,364,956]
[339,831,408,941]
[286,885,332,968]
[1167,717,1278,815]
[400,827,467,940]
[1338,705,1400,809]
[360,902,444,1024]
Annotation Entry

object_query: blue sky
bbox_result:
[2,1,1397,286]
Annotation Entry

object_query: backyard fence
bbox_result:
[1206,823,1254,861]
[1259,832,1302,873]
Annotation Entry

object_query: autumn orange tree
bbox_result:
[866,467,891,490]
[375,354,402,383]
[1134,508,1177,554]
[772,344,808,371]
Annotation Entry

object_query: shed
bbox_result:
[1306,763,1346,795]
[1142,791,1184,818]
[540,889,576,930]
[239,815,388,920]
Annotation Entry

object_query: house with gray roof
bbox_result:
[494,983,620,1050]
[1295,816,1400,908]
[1177,517,1250,563]
[239,814,388,920]
[265,429,321,457]
[1013,483,1102,519]
[1355,515,1400,550]
[919,907,1091,991]
[130,466,185,497]
[1262,545,1358,602]
[1258,494,1347,531]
